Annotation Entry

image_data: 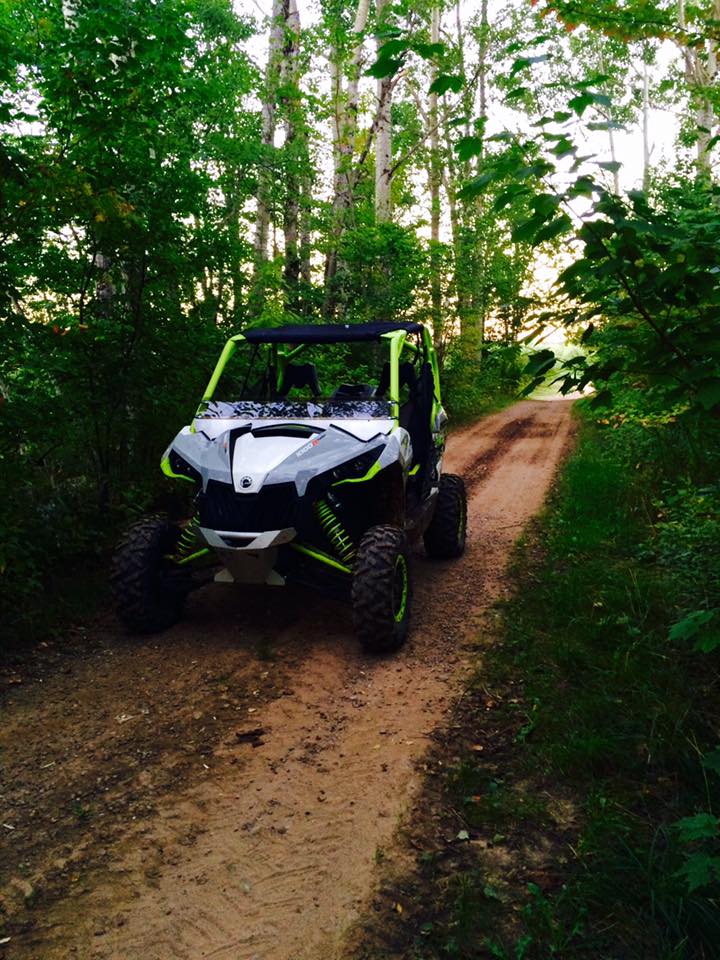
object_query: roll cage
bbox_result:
[193,322,443,426]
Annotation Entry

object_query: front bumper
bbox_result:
[200,527,296,585]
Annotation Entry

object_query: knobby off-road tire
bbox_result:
[423,473,467,559]
[111,514,189,633]
[351,524,411,654]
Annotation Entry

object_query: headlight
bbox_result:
[161,446,201,484]
[330,447,383,485]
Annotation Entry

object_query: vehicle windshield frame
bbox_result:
[193,325,442,431]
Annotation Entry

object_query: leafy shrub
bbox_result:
[443,340,525,421]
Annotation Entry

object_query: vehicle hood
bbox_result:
[167,418,406,496]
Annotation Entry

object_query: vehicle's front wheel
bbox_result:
[351,524,411,654]
[423,473,467,559]
[111,514,190,633]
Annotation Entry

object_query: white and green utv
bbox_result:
[111,322,467,653]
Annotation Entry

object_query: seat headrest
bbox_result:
[375,361,417,398]
[278,362,320,397]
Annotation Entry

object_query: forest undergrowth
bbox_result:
[353,390,720,960]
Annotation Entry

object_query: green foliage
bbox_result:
[1,0,255,641]
[437,395,720,957]
[336,223,428,324]
[443,341,526,422]
[459,47,720,417]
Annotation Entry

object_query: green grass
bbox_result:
[416,400,720,960]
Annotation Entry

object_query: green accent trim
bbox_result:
[332,457,383,487]
[290,542,352,575]
[201,334,246,403]
[381,329,407,419]
[285,342,309,361]
[393,554,409,622]
[175,547,210,566]
[192,333,247,430]
[160,455,196,484]
[408,463,420,477]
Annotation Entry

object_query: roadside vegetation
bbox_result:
[354,390,720,959]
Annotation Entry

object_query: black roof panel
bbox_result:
[240,321,424,345]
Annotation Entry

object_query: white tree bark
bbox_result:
[642,51,651,190]
[324,0,371,314]
[677,0,718,177]
[253,0,285,280]
[282,0,302,297]
[374,0,392,222]
[429,5,442,341]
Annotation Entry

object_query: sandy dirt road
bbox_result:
[0,398,575,960]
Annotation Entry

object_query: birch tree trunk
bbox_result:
[678,0,717,178]
[281,0,303,304]
[429,6,443,350]
[470,0,489,351]
[250,0,285,313]
[598,51,621,194]
[642,50,651,191]
[323,0,371,317]
[374,0,392,223]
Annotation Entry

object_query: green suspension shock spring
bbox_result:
[314,500,356,565]
[174,513,200,560]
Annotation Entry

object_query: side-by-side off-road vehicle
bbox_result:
[111,322,467,652]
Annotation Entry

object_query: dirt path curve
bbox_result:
[0,399,575,960]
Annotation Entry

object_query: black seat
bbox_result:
[375,361,416,398]
[276,362,320,398]
[331,383,375,400]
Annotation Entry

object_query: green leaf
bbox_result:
[512,215,545,243]
[524,348,556,377]
[669,609,719,651]
[376,38,410,57]
[413,41,444,59]
[702,748,720,776]
[506,86,531,102]
[568,93,593,116]
[509,53,551,77]
[458,172,498,198]
[366,56,404,78]
[550,137,575,157]
[533,212,572,245]
[598,160,622,173]
[696,378,720,411]
[493,185,531,211]
[530,193,561,217]
[568,91,612,116]
[569,175,596,197]
[429,74,463,95]
[677,853,720,893]
[487,131,515,143]
[674,813,720,844]
[455,136,484,161]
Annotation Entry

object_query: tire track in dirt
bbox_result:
[1,399,576,960]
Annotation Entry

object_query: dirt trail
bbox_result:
[0,399,575,960]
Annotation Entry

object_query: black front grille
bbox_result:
[198,481,297,532]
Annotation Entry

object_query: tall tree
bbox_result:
[374,0,393,222]
[251,0,286,313]
[324,0,372,315]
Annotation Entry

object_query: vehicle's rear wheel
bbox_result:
[351,524,411,654]
[423,473,467,559]
[111,514,190,633]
